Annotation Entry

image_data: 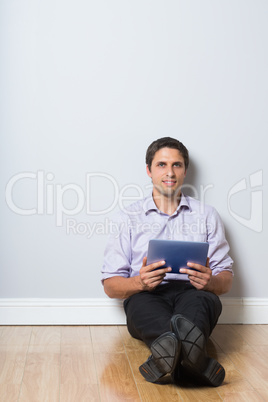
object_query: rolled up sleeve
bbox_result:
[101,213,132,283]
[207,208,234,276]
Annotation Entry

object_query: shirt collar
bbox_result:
[143,192,191,215]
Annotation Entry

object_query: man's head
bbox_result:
[145,137,189,202]
[145,137,189,172]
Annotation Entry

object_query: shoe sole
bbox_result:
[171,315,225,387]
[139,332,180,383]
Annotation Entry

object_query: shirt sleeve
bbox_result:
[101,212,132,284]
[207,207,234,276]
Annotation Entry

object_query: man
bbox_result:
[101,137,233,387]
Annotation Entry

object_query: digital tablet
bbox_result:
[147,239,209,274]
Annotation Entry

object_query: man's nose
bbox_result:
[166,166,175,176]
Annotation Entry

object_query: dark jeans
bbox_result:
[123,281,222,347]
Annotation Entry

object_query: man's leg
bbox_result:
[123,286,174,347]
[123,285,180,382]
[172,287,222,341]
[123,283,224,385]
[171,287,224,387]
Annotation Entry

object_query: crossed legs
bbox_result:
[123,282,223,386]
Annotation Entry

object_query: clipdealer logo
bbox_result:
[227,170,263,233]
[5,169,264,234]
[5,171,144,227]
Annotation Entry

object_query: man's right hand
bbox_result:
[103,258,172,299]
[139,256,172,291]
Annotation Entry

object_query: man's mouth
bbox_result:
[162,180,176,186]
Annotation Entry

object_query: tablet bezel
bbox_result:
[147,239,209,274]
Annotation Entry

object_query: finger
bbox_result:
[142,256,147,267]
[179,268,208,283]
[146,269,170,281]
[188,275,206,289]
[146,260,166,272]
[142,264,172,285]
[147,274,168,287]
[141,273,166,289]
[179,267,199,275]
[189,274,205,284]
[186,262,206,272]
[147,274,165,284]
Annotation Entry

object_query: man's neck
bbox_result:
[152,192,181,216]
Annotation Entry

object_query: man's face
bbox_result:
[146,147,186,199]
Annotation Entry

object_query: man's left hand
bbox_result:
[179,258,212,291]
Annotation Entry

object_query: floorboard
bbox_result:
[0,324,267,401]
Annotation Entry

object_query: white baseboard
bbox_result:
[0,297,267,325]
[219,297,268,324]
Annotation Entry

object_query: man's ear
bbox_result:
[146,165,152,178]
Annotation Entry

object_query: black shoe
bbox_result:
[171,314,225,387]
[139,332,180,383]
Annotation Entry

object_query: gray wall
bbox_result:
[1,0,267,299]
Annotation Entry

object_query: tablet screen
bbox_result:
[147,239,209,274]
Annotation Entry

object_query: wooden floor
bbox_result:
[0,325,268,401]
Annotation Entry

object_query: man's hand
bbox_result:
[103,257,172,299]
[139,257,172,291]
[179,258,212,291]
